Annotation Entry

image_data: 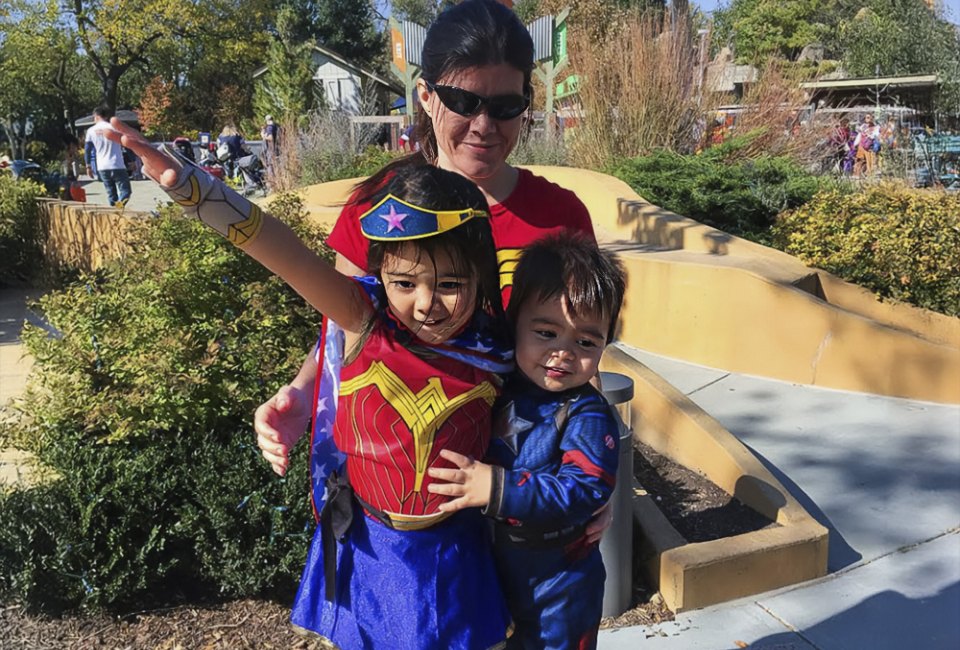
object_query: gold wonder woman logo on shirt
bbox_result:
[497,248,522,290]
[340,361,497,491]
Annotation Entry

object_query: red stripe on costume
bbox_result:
[562,450,615,487]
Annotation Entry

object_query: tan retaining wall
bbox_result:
[525,166,960,404]
[36,199,136,273]
[602,347,830,612]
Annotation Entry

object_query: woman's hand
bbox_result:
[255,384,312,477]
[427,449,493,512]
[103,118,180,188]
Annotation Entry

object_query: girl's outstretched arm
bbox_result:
[106,119,369,333]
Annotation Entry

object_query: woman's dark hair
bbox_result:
[354,0,534,201]
[507,233,627,343]
[366,165,504,324]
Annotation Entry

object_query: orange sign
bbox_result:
[391,27,406,73]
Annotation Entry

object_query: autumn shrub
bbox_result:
[773,183,960,316]
[0,195,326,613]
[269,111,402,191]
[707,60,825,167]
[0,174,45,285]
[611,134,827,241]
[568,9,710,168]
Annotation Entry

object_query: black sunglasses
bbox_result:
[425,80,529,121]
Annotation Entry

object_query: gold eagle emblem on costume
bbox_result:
[339,361,497,491]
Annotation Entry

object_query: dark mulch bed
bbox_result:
[0,441,777,644]
[633,441,779,543]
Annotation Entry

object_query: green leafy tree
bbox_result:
[391,0,441,24]
[712,0,829,62]
[252,4,320,124]
[62,0,207,111]
[841,0,960,114]
[314,0,385,68]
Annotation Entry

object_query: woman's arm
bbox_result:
[106,118,369,333]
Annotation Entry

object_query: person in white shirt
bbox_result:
[84,106,132,207]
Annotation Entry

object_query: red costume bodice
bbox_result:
[334,323,499,528]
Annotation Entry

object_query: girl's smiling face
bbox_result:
[381,243,477,345]
[513,294,609,392]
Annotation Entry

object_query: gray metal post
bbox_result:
[598,371,635,618]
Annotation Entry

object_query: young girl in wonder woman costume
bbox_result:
[108,122,512,649]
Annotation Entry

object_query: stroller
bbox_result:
[171,137,196,163]
[173,137,224,180]
[236,152,267,197]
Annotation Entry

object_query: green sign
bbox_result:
[553,21,567,66]
[555,74,579,100]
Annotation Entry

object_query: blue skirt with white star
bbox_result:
[291,502,511,650]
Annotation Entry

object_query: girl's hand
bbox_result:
[103,118,179,187]
[427,449,492,512]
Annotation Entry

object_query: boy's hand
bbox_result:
[427,449,492,512]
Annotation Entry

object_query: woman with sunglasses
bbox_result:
[257,0,597,471]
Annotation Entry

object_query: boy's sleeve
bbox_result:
[84,140,95,168]
[484,396,619,529]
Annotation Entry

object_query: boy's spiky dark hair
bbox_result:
[507,232,626,342]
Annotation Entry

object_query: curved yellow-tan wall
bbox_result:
[525,166,960,404]
[292,167,960,404]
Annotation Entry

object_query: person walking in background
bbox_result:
[60,133,86,202]
[217,125,246,180]
[260,115,280,159]
[84,106,132,208]
[853,114,881,178]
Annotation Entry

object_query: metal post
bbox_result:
[598,371,635,618]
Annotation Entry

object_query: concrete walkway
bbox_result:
[599,344,960,649]
[2,288,958,647]
[77,174,174,213]
[0,288,42,485]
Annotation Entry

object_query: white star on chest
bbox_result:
[467,340,493,354]
[494,401,535,456]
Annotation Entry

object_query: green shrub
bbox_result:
[0,195,327,612]
[0,174,45,285]
[773,183,960,317]
[610,136,826,241]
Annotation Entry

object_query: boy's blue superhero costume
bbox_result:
[484,375,620,650]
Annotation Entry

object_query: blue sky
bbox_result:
[699,0,959,21]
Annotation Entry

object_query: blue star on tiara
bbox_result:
[359,194,489,241]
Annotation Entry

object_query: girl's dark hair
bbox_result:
[507,233,627,343]
[366,165,504,324]
[354,0,534,202]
